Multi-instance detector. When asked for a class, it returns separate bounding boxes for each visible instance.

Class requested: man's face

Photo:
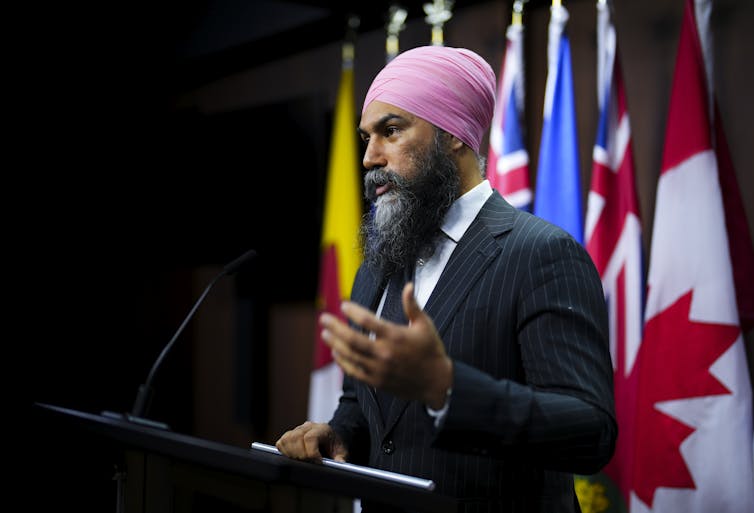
[358,101,437,183]
[358,101,460,275]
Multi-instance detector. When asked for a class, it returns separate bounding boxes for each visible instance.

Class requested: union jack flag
[583,1,643,508]
[486,20,531,211]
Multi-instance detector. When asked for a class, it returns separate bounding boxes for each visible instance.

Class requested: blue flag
[534,4,582,243]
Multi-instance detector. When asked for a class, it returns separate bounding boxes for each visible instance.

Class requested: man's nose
[363,139,387,170]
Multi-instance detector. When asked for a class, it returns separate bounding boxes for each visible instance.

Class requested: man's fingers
[318,315,372,380]
[276,425,310,459]
[330,345,371,381]
[276,422,334,462]
[332,442,348,463]
[338,301,382,332]
[320,312,375,357]
[402,282,421,321]
[302,426,324,460]
[340,301,400,339]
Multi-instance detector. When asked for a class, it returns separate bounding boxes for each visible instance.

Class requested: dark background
[20,1,753,511]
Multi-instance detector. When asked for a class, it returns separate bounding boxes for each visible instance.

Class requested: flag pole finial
[512,0,527,26]
[386,5,407,62]
[423,0,454,46]
[342,15,359,69]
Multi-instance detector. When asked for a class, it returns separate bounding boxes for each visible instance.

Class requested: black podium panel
[33,403,457,513]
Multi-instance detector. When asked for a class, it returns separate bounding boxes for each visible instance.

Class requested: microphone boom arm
[130,271,225,419]
[128,249,257,423]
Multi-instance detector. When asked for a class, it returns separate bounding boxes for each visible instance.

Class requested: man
[276,45,616,513]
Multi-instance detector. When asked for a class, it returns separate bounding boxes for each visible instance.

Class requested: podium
[33,403,456,513]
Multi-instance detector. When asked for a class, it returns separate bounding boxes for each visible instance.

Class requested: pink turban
[362,46,496,153]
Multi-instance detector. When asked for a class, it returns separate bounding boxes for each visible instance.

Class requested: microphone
[105,249,257,429]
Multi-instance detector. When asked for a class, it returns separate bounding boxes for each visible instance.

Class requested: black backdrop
[23,6,333,510]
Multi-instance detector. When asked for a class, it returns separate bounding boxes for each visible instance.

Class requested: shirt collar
[441,180,493,242]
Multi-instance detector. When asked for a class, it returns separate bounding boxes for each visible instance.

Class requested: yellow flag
[309,42,363,422]
[321,50,362,301]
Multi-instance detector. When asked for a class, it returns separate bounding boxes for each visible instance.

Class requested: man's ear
[446,133,465,151]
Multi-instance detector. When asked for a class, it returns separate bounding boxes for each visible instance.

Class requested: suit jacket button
[381,440,395,455]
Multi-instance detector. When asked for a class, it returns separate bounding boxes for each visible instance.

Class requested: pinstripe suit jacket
[330,191,617,513]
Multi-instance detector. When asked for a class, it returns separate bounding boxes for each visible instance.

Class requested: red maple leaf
[620,290,740,507]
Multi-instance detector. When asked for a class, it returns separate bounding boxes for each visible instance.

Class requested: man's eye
[386,126,400,136]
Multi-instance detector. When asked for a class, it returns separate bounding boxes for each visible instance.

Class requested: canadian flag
[630,1,754,512]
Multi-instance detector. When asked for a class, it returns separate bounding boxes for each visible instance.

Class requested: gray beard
[361,132,460,278]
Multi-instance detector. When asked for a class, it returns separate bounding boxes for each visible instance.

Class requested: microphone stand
[102,249,257,430]
[129,271,225,428]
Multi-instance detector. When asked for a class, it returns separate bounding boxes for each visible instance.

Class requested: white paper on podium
[250,442,436,491]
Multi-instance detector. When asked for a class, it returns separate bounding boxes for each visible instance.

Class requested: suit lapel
[424,192,514,336]
[350,265,384,311]
[350,265,390,429]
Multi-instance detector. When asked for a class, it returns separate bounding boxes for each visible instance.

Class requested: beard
[361,131,460,277]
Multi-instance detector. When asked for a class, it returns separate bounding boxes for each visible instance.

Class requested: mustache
[364,168,404,202]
